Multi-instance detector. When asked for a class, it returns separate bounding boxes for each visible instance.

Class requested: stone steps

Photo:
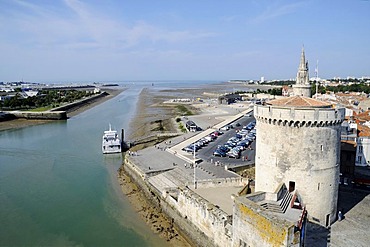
[260,203,283,213]
[280,192,293,213]
[260,191,293,214]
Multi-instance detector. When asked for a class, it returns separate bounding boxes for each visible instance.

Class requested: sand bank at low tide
[117,167,192,247]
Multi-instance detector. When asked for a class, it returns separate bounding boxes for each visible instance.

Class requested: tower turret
[293,47,311,97]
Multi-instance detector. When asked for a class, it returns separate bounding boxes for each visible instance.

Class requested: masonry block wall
[254,105,345,226]
[173,188,233,247]
[233,197,299,247]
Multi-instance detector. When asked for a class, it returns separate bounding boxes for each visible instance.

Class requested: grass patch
[175,105,193,116]
[178,122,187,133]
[151,119,165,131]
[28,106,54,112]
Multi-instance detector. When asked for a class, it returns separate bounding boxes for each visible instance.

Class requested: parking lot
[181,113,256,168]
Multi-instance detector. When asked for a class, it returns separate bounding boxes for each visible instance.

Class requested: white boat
[102,124,122,154]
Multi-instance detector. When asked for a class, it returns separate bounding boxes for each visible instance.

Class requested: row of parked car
[213,121,256,159]
[182,130,224,153]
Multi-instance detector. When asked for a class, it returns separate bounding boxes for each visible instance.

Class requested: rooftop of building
[357,124,370,137]
[354,110,370,122]
[267,95,332,108]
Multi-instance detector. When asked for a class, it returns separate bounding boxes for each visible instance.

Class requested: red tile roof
[358,124,370,137]
[267,96,332,108]
[354,110,370,122]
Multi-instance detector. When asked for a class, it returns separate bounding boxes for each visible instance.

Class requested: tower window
[321,145,324,151]
[359,145,363,153]
[325,214,330,227]
[318,183,320,191]
[358,156,362,163]
[289,181,295,192]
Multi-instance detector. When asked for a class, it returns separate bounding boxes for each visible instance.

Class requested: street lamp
[193,144,197,189]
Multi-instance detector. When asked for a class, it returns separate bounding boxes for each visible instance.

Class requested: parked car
[224,143,234,150]
[217,145,230,153]
[236,143,248,150]
[226,141,237,147]
[214,130,224,135]
[213,149,227,157]
[204,136,212,142]
[228,151,240,159]
[183,144,199,153]
[235,133,243,139]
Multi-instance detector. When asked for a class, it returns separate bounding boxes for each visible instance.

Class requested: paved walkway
[124,106,254,219]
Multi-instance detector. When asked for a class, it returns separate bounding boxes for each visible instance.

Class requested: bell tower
[293,47,311,97]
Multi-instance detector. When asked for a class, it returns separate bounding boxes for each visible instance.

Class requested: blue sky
[0,0,369,82]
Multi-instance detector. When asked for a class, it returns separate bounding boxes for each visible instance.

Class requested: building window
[321,145,323,151]
[289,181,295,192]
[358,156,362,163]
[359,145,363,153]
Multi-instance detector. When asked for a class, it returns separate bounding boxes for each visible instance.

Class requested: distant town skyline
[1,0,369,83]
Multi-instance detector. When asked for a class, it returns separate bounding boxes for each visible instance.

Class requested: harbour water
[0,84,169,246]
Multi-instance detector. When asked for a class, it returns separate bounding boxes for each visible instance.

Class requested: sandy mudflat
[0,88,123,131]
[117,168,192,247]
[0,118,55,131]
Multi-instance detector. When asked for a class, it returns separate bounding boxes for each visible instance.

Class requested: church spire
[296,46,309,85]
[299,46,306,70]
[293,46,311,97]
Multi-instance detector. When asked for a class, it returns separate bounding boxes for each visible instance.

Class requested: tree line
[0,89,98,110]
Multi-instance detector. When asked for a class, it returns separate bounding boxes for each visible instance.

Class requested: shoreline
[119,84,248,246]
[122,87,194,246]
[117,167,192,246]
[0,87,124,132]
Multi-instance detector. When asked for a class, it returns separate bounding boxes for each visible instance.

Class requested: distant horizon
[2,75,370,85]
[1,1,369,82]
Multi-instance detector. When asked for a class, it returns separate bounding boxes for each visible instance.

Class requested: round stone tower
[254,96,345,226]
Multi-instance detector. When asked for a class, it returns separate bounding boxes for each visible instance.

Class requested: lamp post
[193,144,196,189]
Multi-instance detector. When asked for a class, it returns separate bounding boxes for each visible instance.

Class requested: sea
[0,80,228,247]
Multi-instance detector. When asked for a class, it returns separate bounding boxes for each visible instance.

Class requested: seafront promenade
[126,107,252,188]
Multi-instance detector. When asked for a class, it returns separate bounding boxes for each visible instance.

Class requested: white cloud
[250,1,306,24]
[0,0,216,52]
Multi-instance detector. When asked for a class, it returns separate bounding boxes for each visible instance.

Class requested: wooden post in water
[121,129,125,151]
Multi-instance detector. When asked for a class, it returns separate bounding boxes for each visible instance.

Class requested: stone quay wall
[51,92,108,112]
[169,188,233,247]
[196,177,246,189]
[124,156,216,247]
[8,111,67,120]
[124,156,234,247]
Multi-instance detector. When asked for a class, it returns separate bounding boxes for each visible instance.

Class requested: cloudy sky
[1,0,369,82]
